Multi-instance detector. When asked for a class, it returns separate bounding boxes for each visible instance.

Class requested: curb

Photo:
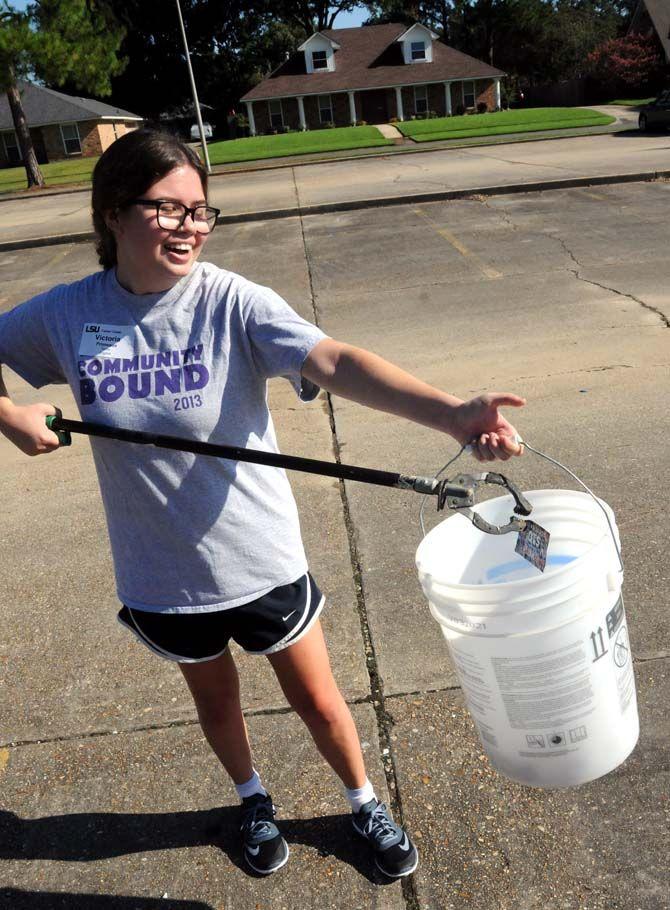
[0,122,630,202]
[1,169,668,254]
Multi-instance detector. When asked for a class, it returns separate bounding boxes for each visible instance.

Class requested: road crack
[553,234,670,329]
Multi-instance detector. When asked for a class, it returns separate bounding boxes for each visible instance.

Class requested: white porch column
[348,90,357,125]
[444,81,452,116]
[394,86,404,121]
[494,78,501,110]
[297,95,307,131]
[245,101,256,136]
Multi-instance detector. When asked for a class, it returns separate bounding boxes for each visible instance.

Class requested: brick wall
[384,88,396,121]
[249,98,301,134]
[41,125,64,161]
[400,82,450,118]
[0,134,10,168]
[250,101,270,135]
[40,121,95,160]
[304,92,351,128]
[79,120,103,157]
[477,80,497,111]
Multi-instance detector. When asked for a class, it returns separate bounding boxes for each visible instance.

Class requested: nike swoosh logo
[399,834,410,852]
[282,610,297,622]
[246,844,260,856]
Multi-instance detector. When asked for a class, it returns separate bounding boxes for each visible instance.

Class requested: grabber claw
[45,407,72,446]
[440,471,532,535]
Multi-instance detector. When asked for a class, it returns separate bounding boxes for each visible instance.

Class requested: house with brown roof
[240,22,505,135]
[0,81,143,169]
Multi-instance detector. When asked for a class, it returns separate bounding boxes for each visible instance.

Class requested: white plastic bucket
[416,489,638,788]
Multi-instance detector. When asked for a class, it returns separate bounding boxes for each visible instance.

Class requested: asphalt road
[0,128,669,245]
[1,180,669,908]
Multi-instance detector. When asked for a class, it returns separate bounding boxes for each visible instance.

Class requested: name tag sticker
[79,324,135,358]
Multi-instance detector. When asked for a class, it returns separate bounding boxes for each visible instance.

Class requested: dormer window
[397,22,438,64]
[298,32,340,74]
[312,50,328,70]
[411,41,426,61]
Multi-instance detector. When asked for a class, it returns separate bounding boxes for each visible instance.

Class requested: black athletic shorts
[117,573,324,663]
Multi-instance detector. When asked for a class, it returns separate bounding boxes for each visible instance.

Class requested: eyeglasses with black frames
[131,199,221,233]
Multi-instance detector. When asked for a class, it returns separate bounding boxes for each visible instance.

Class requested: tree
[363,0,635,78]
[0,3,44,186]
[0,0,126,189]
[587,31,665,92]
[273,1,360,34]
[99,2,307,132]
[362,2,446,33]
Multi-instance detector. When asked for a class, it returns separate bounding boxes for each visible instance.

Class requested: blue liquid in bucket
[484,553,576,584]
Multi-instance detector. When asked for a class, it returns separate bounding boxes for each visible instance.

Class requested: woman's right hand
[0,401,61,456]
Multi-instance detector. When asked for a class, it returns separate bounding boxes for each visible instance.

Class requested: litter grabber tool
[45,409,533,536]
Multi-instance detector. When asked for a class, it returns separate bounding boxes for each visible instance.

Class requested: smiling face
[107,164,209,295]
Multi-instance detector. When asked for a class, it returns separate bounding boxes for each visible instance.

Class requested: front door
[361,89,389,124]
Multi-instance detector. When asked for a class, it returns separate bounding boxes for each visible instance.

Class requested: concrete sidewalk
[0,129,669,251]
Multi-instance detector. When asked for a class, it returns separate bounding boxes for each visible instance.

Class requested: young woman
[0,129,524,879]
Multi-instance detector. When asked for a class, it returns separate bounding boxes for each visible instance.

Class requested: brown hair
[91,129,208,270]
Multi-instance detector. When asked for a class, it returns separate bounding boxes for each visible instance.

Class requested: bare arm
[302,339,525,461]
[0,363,60,456]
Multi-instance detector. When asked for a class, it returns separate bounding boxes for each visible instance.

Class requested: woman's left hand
[451,393,526,462]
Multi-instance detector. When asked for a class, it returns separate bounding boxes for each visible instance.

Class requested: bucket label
[606,596,624,639]
[490,641,594,731]
[515,520,550,572]
[613,622,635,713]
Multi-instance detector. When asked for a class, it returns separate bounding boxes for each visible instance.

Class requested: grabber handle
[46,407,72,447]
[464,434,524,456]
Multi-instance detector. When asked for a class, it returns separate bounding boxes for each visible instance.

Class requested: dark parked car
[638,90,670,131]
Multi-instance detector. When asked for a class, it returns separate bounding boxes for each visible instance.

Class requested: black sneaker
[352,798,418,878]
[239,793,289,875]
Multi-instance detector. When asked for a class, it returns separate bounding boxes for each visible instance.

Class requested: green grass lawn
[0,156,98,194]
[205,125,393,165]
[609,98,655,107]
[0,127,392,193]
[396,107,615,142]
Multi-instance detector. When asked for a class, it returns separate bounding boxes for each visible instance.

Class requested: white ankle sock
[345,778,376,813]
[235,769,268,801]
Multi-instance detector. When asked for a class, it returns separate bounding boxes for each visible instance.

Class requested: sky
[8,1,371,26]
[332,5,369,28]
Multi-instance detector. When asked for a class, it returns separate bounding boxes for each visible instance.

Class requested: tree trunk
[6,70,45,189]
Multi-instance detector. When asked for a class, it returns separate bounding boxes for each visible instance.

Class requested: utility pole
[174,0,211,174]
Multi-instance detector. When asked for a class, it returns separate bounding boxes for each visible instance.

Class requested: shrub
[429,110,439,118]
[587,33,665,91]
[355,119,367,126]
[477,102,488,114]
[389,116,399,124]
[455,103,466,116]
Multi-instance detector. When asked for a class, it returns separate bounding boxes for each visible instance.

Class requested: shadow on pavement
[0,891,213,910]
[0,807,387,885]
[611,127,670,138]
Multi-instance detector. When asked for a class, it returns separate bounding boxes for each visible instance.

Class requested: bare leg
[179,648,254,785]
[267,620,367,790]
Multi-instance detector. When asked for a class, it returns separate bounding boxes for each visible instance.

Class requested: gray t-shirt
[0,262,328,612]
